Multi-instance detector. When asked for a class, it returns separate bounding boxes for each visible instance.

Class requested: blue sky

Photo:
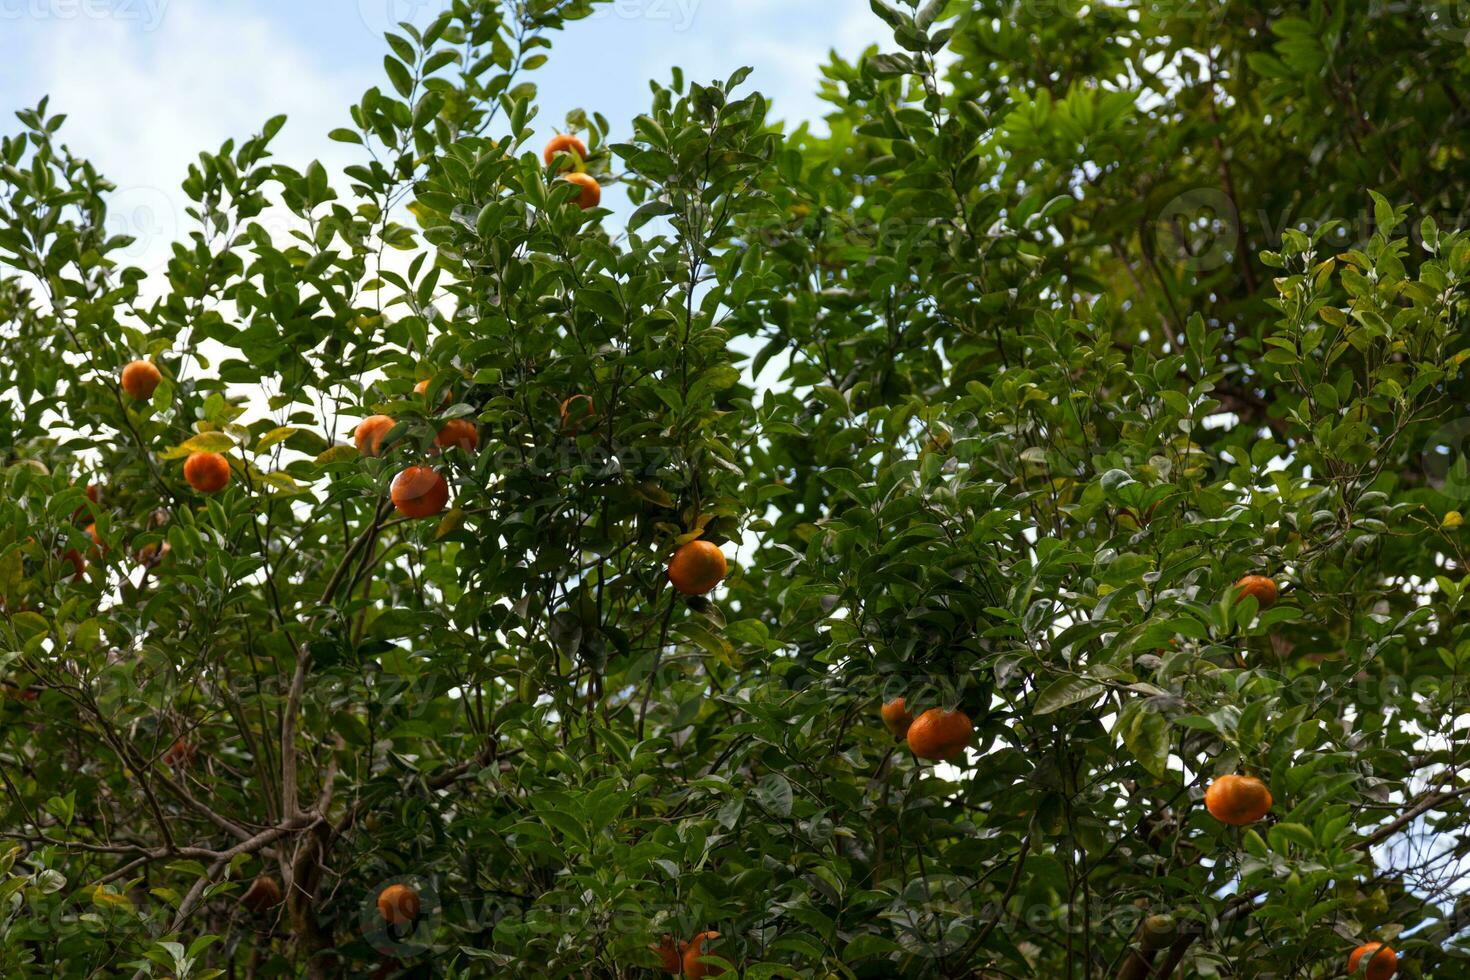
[0,0,885,238]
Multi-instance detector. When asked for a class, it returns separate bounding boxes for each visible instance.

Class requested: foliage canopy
[2,1,1470,977]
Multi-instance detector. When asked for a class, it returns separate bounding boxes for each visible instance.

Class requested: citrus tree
[2,1,1470,977]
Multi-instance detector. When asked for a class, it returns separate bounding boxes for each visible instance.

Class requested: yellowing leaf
[259,471,303,495]
[256,426,299,453]
[315,445,359,465]
[435,508,464,540]
[160,431,235,459]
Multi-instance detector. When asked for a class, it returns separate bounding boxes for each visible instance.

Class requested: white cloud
[22,5,365,273]
[633,0,886,132]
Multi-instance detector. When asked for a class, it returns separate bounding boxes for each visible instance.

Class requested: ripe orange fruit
[72,482,101,522]
[241,875,283,913]
[653,935,685,973]
[906,708,973,761]
[559,393,596,432]
[881,698,914,738]
[355,415,397,457]
[1204,774,1273,826]
[414,379,451,407]
[668,540,728,596]
[1234,574,1278,608]
[563,172,601,210]
[120,360,162,401]
[183,452,231,493]
[1348,942,1397,980]
[391,466,449,518]
[434,418,479,453]
[163,740,196,768]
[377,883,420,926]
[61,548,86,580]
[543,133,588,169]
[84,523,105,561]
[683,931,723,979]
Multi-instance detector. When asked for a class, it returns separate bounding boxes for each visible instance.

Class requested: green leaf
[1035,676,1106,715]
[255,426,299,453]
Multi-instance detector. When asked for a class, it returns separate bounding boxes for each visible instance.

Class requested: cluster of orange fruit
[57,482,101,580]
[355,384,603,520]
[120,359,233,494]
[543,133,602,210]
[118,128,603,501]
[879,699,971,762]
[653,931,723,977]
[877,572,1396,977]
[119,359,732,594]
[50,476,171,583]
[354,384,728,595]
[353,380,479,519]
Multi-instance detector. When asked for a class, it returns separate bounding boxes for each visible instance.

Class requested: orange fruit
[377,883,420,926]
[241,875,283,914]
[355,415,396,457]
[683,931,723,979]
[120,360,161,401]
[906,708,973,761]
[1348,942,1397,980]
[1233,574,1278,609]
[61,548,86,580]
[183,452,230,493]
[653,935,685,973]
[163,740,196,768]
[543,133,588,169]
[563,172,601,210]
[668,540,727,596]
[391,466,449,518]
[84,523,105,561]
[414,379,451,406]
[434,418,479,453]
[559,393,596,432]
[881,698,914,738]
[1204,774,1272,826]
[71,482,101,522]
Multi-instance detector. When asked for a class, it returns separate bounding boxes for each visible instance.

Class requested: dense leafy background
[2,0,1470,977]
